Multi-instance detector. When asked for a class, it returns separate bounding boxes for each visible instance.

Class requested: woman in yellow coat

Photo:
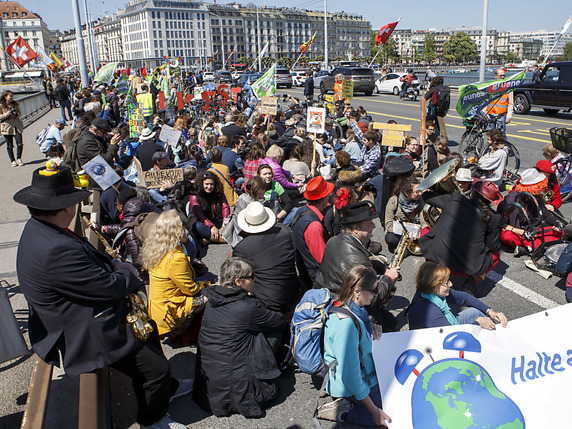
[139,210,209,337]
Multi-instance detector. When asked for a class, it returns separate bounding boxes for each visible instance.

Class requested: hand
[385,266,400,282]
[476,316,497,330]
[110,133,121,145]
[210,226,220,241]
[488,310,508,328]
[276,210,287,221]
[371,323,383,341]
[553,224,561,233]
[546,204,555,212]
[506,117,512,124]
[371,407,392,427]
[159,180,174,192]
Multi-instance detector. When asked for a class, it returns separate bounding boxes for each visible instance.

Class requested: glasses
[242,273,255,280]
[438,280,452,288]
[497,75,506,78]
[363,286,379,296]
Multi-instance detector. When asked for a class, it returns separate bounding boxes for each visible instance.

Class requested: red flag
[375,21,398,46]
[60,57,71,70]
[5,36,38,67]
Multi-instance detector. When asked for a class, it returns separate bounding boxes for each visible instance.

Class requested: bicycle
[550,127,572,203]
[459,112,520,179]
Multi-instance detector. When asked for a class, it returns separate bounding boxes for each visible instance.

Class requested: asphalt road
[1,92,572,429]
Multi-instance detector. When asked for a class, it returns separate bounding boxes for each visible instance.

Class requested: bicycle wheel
[553,157,572,203]
[459,129,483,161]
[480,142,520,178]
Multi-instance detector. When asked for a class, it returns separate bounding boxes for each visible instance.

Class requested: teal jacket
[323,307,378,400]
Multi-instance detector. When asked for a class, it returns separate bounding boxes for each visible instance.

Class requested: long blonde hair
[139,210,186,271]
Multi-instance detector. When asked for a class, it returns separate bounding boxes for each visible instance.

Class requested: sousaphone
[418,158,461,227]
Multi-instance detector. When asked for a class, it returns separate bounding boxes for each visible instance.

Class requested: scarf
[398,193,420,215]
[420,293,459,326]
[346,299,373,335]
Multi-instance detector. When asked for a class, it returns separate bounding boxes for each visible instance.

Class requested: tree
[563,42,572,61]
[505,51,518,63]
[422,33,437,62]
[442,31,478,63]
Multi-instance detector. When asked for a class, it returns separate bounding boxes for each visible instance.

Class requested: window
[13,12,17,17]
[22,12,27,17]
[2,13,7,18]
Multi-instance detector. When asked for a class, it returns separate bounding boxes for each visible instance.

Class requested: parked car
[235,72,263,88]
[375,73,407,95]
[216,71,233,83]
[291,71,308,87]
[318,67,376,96]
[275,67,292,88]
[513,61,572,115]
[231,70,243,81]
[313,70,331,89]
[203,71,215,82]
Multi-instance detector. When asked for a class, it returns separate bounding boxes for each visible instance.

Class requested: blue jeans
[485,114,507,137]
[59,98,72,121]
[368,174,384,215]
[283,206,301,227]
[344,383,383,426]
[456,307,486,325]
[401,83,410,98]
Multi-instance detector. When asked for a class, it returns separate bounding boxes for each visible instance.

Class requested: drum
[541,242,568,268]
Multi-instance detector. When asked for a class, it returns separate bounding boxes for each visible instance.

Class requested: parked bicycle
[550,127,572,203]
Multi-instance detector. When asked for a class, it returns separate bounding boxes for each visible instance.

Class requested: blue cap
[55,118,66,125]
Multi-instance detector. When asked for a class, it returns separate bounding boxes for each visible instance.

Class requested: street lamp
[210,12,225,70]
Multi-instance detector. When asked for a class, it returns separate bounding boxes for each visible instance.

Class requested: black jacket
[419,192,501,276]
[194,285,287,417]
[136,140,164,171]
[76,128,119,169]
[233,224,300,313]
[304,76,314,97]
[221,123,246,142]
[53,83,70,102]
[16,217,141,378]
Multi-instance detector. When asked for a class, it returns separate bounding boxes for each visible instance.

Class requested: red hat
[304,176,334,201]
[536,160,556,174]
[473,180,503,206]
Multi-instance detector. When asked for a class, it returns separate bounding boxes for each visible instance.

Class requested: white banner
[373,303,572,428]
[159,124,182,147]
[306,107,326,134]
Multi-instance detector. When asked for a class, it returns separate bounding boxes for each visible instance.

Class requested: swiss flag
[5,36,38,67]
[61,57,71,70]
[375,21,399,46]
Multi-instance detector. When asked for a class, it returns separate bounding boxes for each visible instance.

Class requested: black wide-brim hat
[339,201,378,225]
[14,167,91,210]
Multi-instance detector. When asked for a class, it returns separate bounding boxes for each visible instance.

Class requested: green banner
[115,72,129,96]
[93,62,118,85]
[251,63,276,99]
[456,71,526,119]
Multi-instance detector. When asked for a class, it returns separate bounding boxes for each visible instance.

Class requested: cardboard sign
[260,96,278,116]
[82,155,121,191]
[306,107,326,134]
[373,122,411,147]
[128,103,145,138]
[323,94,335,114]
[142,168,184,189]
[342,79,354,100]
[158,124,183,147]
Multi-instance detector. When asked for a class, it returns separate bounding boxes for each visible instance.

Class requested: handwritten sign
[373,122,411,147]
[128,103,145,138]
[159,124,183,147]
[306,107,326,134]
[260,96,278,116]
[142,168,184,189]
[342,79,354,100]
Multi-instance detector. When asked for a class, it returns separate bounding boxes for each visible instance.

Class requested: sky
[18,0,572,34]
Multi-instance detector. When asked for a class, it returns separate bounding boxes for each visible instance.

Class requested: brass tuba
[417,159,461,227]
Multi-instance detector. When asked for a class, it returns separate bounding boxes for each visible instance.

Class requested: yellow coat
[148,246,208,335]
[209,162,238,207]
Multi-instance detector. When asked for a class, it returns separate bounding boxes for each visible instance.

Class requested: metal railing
[17,92,50,122]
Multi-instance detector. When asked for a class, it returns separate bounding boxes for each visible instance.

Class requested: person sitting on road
[208,147,238,207]
[262,144,304,198]
[407,261,508,330]
[39,118,67,154]
[424,135,451,174]
[193,257,288,418]
[256,163,294,222]
[477,129,508,187]
[536,159,562,212]
[456,168,474,197]
[317,265,392,427]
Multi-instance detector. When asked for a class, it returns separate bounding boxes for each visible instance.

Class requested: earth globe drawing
[90,163,107,176]
[395,332,525,429]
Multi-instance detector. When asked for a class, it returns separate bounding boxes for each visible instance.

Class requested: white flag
[31,46,53,69]
[561,15,572,35]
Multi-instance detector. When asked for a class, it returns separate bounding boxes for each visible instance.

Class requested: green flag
[250,63,276,99]
[93,62,118,85]
[456,71,526,119]
[160,74,170,98]
[115,72,129,96]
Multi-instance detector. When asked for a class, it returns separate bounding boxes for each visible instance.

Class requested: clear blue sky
[18,0,572,34]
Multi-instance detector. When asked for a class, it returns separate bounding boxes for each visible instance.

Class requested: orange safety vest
[334,81,343,101]
[487,93,509,116]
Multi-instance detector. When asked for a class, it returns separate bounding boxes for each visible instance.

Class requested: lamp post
[210,12,225,70]
[324,0,328,69]
[71,0,89,86]
[479,0,489,82]
[256,5,261,72]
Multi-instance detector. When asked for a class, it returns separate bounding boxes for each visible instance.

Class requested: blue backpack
[290,288,362,375]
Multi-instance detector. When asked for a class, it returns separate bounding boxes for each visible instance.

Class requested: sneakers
[169,378,194,403]
[140,415,187,429]
[513,246,529,258]
[11,161,17,167]
[17,159,24,166]
[316,398,353,422]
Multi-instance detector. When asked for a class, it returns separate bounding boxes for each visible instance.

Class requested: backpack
[35,126,51,148]
[435,88,451,116]
[290,288,363,375]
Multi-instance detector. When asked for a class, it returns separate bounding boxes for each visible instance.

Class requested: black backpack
[435,87,451,116]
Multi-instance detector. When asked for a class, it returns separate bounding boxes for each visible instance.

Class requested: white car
[375,73,407,95]
[291,71,307,87]
[231,71,243,81]
[203,71,215,82]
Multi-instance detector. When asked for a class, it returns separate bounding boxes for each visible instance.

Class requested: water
[438,71,533,87]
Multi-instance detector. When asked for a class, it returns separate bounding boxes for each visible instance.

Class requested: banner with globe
[373,303,572,428]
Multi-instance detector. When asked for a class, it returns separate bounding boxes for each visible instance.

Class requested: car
[216,71,233,83]
[513,61,572,115]
[275,67,292,88]
[231,70,243,81]
[318,67,376,96]
[313,70,331,89]
[203,71,215,82]
[291,71,308,87]
[235,72,263,88]
[375,73,407,96]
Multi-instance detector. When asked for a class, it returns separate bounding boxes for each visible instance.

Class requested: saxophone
[388,221,415,282]
[83,217,154,342]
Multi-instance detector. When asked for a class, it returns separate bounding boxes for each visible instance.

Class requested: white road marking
[486,270,559,309]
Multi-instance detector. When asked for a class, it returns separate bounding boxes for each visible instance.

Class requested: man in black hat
[313,201,400,332]
[75,117,120,169]
[14,166,189,429]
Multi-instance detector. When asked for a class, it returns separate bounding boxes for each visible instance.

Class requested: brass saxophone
[83,217,154,342]
[388,221,414,282]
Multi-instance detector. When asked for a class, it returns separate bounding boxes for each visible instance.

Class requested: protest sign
[373,122,411,147]
[143,168,184,189]
[128,103,145,138]
[260,96,278,116]
[306,107,326,134]
[373,303,572,429]
[83,155,121,191]
[159,124,182,147]
[342,79,354,100]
